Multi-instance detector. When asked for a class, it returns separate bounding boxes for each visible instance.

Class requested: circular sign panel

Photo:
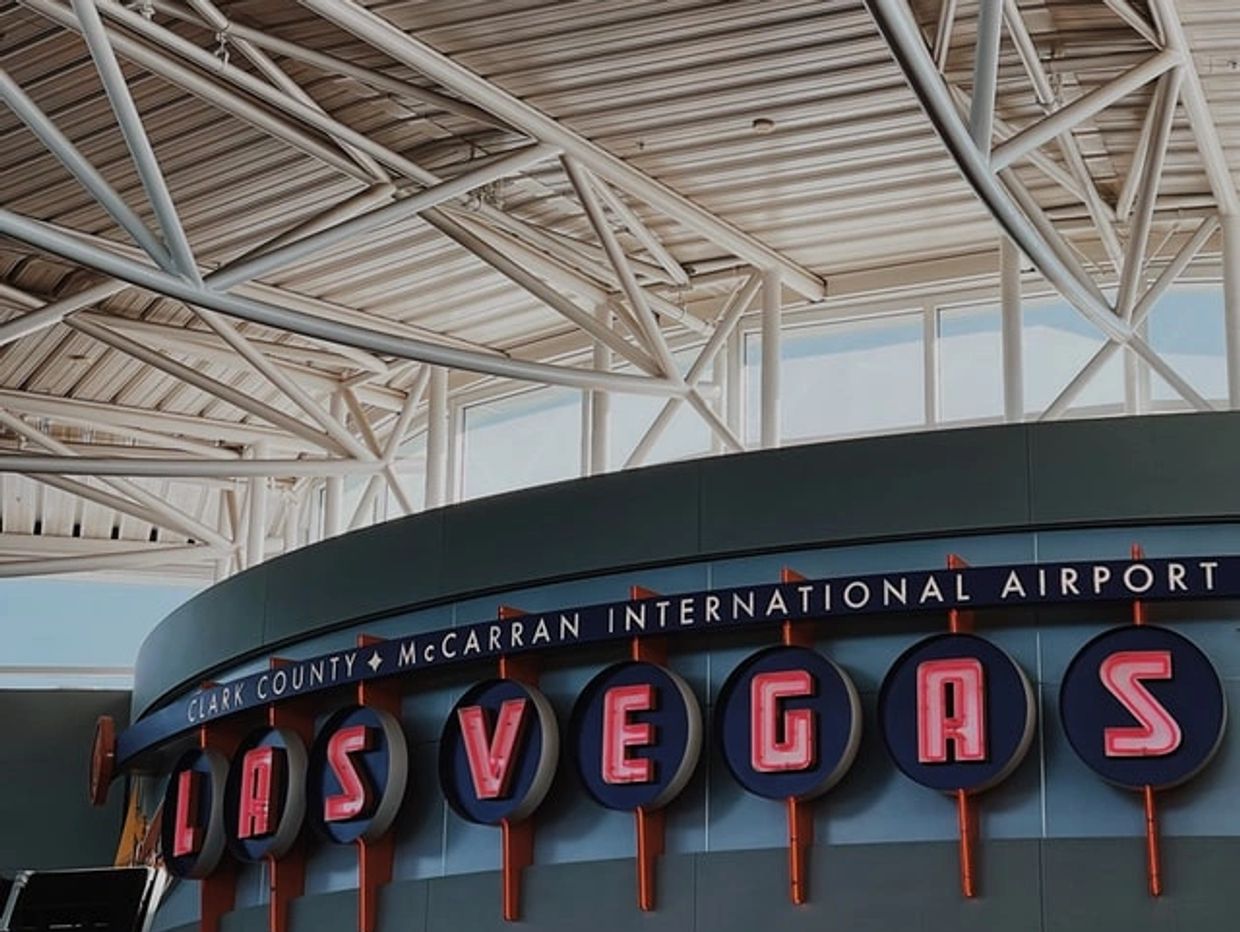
[440,679,559,825]
[879,633,1035,793]
[160,748,228,878]
[1060,625,1226,790]
[307,706,408,844]
[223,727,307,861]
[571,661,703,811]
[716,646,861,801]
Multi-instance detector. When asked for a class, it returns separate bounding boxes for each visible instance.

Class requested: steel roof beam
[0,207,686,397]
[297,0,826,301]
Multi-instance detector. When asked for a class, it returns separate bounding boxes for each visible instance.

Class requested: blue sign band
[117,555,1238,767]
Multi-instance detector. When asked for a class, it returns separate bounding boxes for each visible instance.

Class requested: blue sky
[0,578,200,671]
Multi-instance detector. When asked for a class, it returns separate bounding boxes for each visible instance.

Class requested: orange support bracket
[627,585,667,911]
[1129,544,1162,897]
[778,567,814,904]
[947,553,973,635]
[266,658,315,932]
[945,554,978,898]
[496,606,539,921]
[354,636,400,932]
[196,682,246,932]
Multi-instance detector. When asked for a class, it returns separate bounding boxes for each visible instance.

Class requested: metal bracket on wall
[266,657,316,932]
[496,605,539,922]
[779,567,815,906]
[354,635,401,932]
[628,584,669,912]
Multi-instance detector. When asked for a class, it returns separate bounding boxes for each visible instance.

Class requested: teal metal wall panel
[1028,413,1240,526]
[439,461,702,596]
[132,414,1240,720]
[0,690,128,871]
[698,424,1031,552]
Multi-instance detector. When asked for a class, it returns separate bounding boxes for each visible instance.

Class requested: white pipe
[20,0,368,181]
[1041,214,1221,419]
[0,408,232,547]
[760,270,781,449]
[1148,0,1240,216]
[0,543,217,578]
[1117,68,1183,320]
[1224,213,1240,408]
[69,0,199,280]
[323,395,345,537]
[210,144,555,290]
[1000,236,1023,421]
[0,454,380,478]
[590,306,611,476]
[425,367,448,508]
[624,276,759,468]
[563,156,681,380]
[990,49,1179,171]
[0,66,173,272]
[244,443,268,568]
[149,0,505,128]
[969,0,1004,151]
[0,207,685,397]
[297,0,826,301]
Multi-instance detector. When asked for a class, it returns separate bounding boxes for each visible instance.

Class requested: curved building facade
[106,413,1240,932]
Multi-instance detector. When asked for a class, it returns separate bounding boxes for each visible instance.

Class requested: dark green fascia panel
[132,413,1240,720]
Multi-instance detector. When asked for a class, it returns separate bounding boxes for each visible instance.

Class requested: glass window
[938,304,1003,423]
[1147,284,1227,403]
[461,386,581,499]
[610,348,712,468]
[744,313,925,443]
[1023,297,1123,415]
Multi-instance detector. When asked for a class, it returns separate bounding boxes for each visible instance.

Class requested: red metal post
[627,584,667,911]
[1143,785,1162,896]
[1129,545,1161,896]
[266,658,315,932]
[946,554,977,897]
[355,636,400,932]
[197,702,245,932]
[956,790,976,898]
[494,607,540,921]
[778,568,814,903]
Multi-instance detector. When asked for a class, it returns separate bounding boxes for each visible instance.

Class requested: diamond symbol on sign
[368,651,383,672]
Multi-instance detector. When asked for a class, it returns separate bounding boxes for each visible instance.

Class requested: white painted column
[213,491,231,582]
[425,366,449,507]
[725,327,742,443]
[244,442,268,568]
[1000,236,1024,421]
[1224,213,1240,408]
[323,393,345,537]
[760,269,781,449]
[589,306,611,474]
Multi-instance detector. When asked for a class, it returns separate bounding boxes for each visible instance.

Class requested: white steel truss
[0,0,1235,579]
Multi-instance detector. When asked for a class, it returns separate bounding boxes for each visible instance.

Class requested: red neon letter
[458,699,529,799]
[602,684,655,784]
[324,725,375,822]
[236,746,282,839]
[173,769,202,857]
[750,670,815,772]
[917,658,987,763]
[1100,650,1182,757]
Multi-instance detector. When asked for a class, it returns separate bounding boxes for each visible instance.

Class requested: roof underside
[0,0,1236,580]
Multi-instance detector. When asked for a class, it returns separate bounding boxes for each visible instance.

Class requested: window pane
[1023,298,1123,414]
[938,305,1003,422]
[1148,285,1226,402]
[611,348,711,468]
[462,387,581,499]
[745,313,925,443]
